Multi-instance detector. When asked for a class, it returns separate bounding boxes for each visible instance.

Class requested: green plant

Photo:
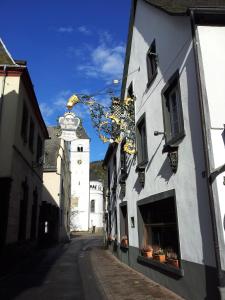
[154,248,165,255]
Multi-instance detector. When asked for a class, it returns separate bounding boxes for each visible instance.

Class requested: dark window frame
[136,113,148,167]
[91,199,95,213]
[146,39,158,87]
[120,139,127,176]
[21,102,29,144]
[28,118,35,152]
[120,202,128,238]
[137,190,183,276]
[161,70,185,147]
[36,135,43,164]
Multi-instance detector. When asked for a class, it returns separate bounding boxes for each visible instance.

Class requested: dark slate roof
[43,127,61,171]
[0,39,15,65]
[144,0,225,14]
[76,122,89,139]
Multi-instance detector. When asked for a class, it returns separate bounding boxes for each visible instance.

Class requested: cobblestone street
[0,234,183,300]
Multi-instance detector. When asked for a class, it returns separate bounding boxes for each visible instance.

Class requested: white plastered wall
[197,26,225,270]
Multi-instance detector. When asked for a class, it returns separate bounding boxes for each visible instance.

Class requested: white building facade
[89,181,104,232]
[70,125,90,231]
[0,40,48,252]
[42,127,71,243]
[104,1,225,299]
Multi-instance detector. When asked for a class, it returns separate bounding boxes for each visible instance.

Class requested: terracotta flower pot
[153,254,166,263]
[167,258,179,268]
[121,239,128,247]
[142,250,153,258]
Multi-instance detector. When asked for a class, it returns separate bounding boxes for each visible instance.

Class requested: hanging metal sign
[58,112,80,141]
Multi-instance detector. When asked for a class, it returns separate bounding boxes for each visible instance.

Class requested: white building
[70,124,90,231]
[42,127,71,243]
[89,181,104,232]
[0,40,48,252]
[104,1,225,299]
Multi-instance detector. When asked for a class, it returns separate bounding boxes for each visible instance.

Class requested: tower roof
[76,122,89,139]
[44,127,61,171]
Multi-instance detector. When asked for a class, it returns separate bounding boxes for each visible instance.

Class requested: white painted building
[70,124,90,231]
[0,40,48,251]
[89,181,104,232]
[42,127,71,243]
[104,1,225,299]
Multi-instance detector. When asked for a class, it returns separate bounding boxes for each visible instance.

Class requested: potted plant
[120,235,128,248]
[153,248,166,263]
[140,245,153,258]
[166,251,179,268]
[107,234,113,245]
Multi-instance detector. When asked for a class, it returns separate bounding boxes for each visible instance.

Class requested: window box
[166,258,179,269]
[137,255,184,277]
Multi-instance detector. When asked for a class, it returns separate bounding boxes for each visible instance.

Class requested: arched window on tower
[77,145,83,152]
[91,200,95,213]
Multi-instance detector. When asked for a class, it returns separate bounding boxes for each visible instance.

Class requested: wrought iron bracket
[163,145,178,173]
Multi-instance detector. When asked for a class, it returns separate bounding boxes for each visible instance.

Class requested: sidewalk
[91,247,184,300]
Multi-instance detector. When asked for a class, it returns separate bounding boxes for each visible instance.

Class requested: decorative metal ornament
[58,112,80,142]
[167,149,178,173]
[138,171,145,187]
[65,93,136,154]
[120,182,126,198]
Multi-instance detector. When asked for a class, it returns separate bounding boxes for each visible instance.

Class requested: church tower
[70,124,90,231]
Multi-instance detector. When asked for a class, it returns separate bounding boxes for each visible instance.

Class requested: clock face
[77,159,82,165]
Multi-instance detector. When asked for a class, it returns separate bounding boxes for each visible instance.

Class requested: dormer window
[147,39,158,87]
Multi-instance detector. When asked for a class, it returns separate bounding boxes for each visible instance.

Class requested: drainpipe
[190,10,225,298]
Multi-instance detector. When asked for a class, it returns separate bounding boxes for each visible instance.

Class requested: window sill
[120,245,129,252]
[135,161,148,172]
[137,255,184,278]
[163,133,185,152]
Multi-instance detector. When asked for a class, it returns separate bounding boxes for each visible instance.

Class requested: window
[21,102,28,143]
[113,155,117,190]
[136,114,148,165]
[28,118,35,151]
[147,39,158,86]
[30,189,38,240]
[18,180,29,241]
[120,202,128,237]
[162,71,185,146]
[120,139,127,175]
[137,190,181,268]
[36,135,43,164]
[91,200,95,213]
[77,146,83,152]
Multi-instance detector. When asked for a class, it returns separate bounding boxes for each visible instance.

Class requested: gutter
[190,9,225,297]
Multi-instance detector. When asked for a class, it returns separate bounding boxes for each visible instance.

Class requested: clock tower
[70,124,90,231]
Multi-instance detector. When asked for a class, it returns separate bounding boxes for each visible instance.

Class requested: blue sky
[0,0,131,161]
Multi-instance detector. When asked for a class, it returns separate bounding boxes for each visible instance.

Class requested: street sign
[58,112,80,142]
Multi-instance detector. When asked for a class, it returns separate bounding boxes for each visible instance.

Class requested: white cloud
[77,42,125,80]
[40,103,55,117]
[58,26,74,33]
[78,26,91,35]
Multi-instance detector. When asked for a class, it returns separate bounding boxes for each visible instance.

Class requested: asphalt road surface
[0,235,105,300]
